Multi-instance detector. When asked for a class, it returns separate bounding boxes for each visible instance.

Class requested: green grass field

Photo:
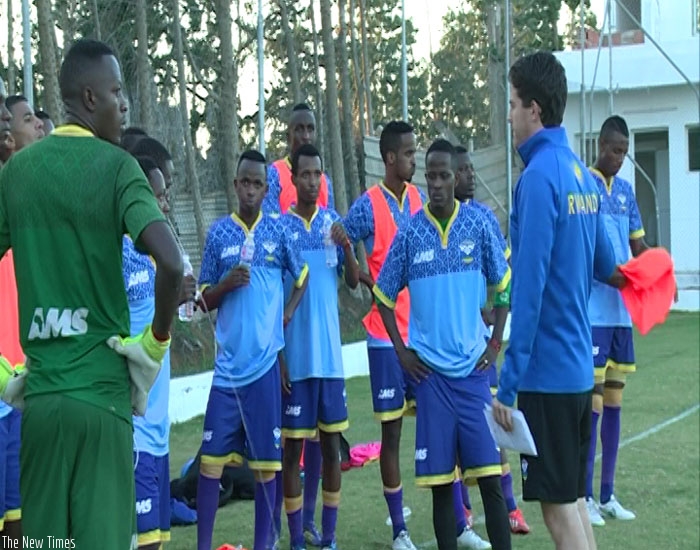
[167,312,700,549]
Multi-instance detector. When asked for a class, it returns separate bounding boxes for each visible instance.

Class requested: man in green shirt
[0,39,183,549]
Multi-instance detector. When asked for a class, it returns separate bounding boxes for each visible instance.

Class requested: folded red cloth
[618,248,676,335]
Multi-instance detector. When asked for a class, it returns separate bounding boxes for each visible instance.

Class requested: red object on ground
[341,441,382,471]
[618,248,676,335]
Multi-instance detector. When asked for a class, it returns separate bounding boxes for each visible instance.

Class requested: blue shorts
[368,347,416,422]
[592,327,636,383]
[0,409,21,530]
[282,378,349,439]
[201,363,282,471]
[414,370,501,487]
[134,452,170,545]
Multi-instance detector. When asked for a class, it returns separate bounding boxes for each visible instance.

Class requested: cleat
[508,508,530,535]
[463,507,474,529]
[599,495,636,520]
[320,542,338,550]
[586,498,606,527]
[457,527,492,549]
[392,530,417,550]
[303,523,322,547]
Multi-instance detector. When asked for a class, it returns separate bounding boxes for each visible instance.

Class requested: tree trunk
[172,0,206,250]
[337,0,360,206]
[216,0,240,213]
[485,1,505,145]
[358,0,374,134]
[91,0,102,41]
[7,0,15,94]
[309,3,328,167]
[35,0,62,122]
[135,0,153,132]
[349,0,365,138]
[319,0,348,214]
[279,0,302,104]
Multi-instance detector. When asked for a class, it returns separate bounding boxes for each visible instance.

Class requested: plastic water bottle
[178,254,195,322]
[240,231,255,268]
[322,214,337,268]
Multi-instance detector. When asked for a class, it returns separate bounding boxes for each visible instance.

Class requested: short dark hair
[599,115,629,140]
[291,143,321,176]
[123,127,147,137]
[292,103,312,112]
[379,121,414,162]
[509,51,567,127]
[130,137,172,166]
[237,149,267,171]
[34,110,52,121]
[134,155,158,177]
[426,138,458,170]
[454,145,468,155]
[6,95,29,112]
[59,39,117,102]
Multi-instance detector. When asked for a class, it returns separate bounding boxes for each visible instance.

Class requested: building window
[689,126,700,172]
[695,0,700,34]
[578,134,599,166]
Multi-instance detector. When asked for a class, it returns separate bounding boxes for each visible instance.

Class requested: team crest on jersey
[617,194,627,211]
[460,240,475,263]
[573,162,583,182]
[263,241,277,261]
[291,232,299,241]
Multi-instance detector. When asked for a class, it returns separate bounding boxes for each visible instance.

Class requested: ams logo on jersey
[28,307,89,341]
[135,498,152,515]
[412,249,434,265]
[221,245,241,259]
[127,270,150,288]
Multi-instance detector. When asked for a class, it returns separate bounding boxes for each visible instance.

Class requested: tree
[309,3,328,166]
[135,0,154,132]
[320,0,348,214]
[172,0,206,249]
[348,0,366,138]
[278,0,302,104]
[337,0,361,204]
[35,0,62,122]
[7,0,16,94]
[358,0,374,133]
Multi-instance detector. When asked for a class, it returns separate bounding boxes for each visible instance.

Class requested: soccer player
[344,120,423,550]
[0,79,23,546]
[584,115,646,525]
[131,137,176,196]
[0,39,183,548]
[265,103,332,545]
[35,110,55,135]
[280,144,359,550]
[454,147,530,537]
[374,139,512,550]
[125,155,196,550]
[196,149,309,550]
[492,52,624,550]
[5,95,44,150]
[264,102,335,214]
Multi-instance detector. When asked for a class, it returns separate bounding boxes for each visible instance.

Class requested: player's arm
[330,220,359,289]
[136,222,183,338]
[281,228,309,325]
[628,191,649,258]
[199,227,249,311]
[344,195,374,290]
[373,231,429,381]
[496,170,555,408]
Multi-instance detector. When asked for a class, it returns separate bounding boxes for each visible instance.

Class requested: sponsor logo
[412,249,434,265]
[415,448,428,461]
[135,498,152,515]
[28,308,89,341]
[377,388,396,400]
[221,245,240,259]
[127,270,150,288]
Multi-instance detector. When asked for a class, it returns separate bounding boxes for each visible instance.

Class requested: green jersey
[0,125,164,422]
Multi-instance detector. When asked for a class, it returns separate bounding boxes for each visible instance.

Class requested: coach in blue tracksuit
[492,52,625,550]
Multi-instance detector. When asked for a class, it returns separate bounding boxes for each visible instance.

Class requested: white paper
[483,404,538,456]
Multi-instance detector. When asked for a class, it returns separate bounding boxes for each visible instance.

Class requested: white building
[555,0,699,311]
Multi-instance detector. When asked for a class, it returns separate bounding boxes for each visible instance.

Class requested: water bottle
[178,254,195,322]
[322,214,338,268]
[240,231,255,268]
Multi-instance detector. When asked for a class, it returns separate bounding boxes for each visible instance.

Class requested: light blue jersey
[0,401,11,419]
[199,212,308,389]
[122,236,170,456]
[374,200,510,378]
[281,207,346,382]
[588,170,644,327]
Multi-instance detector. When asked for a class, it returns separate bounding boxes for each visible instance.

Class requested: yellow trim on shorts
[201,451,245,466]
[606,358,636,373]
[374,405,406,422]
[248,459,282,472]
[490,386,498,396]
[318,419,349,433]
[138,529,162,546]
[4,508,21,521]
[282,427,318,439]
[161,531,171,542]
[463,464,503,484]
[416,472,458,487]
